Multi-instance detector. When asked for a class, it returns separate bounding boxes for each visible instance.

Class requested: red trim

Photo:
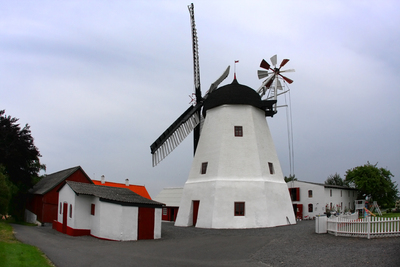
[52,220,90,236]
[90,234,117,241]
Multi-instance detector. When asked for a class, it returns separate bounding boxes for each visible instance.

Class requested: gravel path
[13,220,400,266]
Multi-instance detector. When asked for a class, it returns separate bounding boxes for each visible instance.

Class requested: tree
[345,162,398,208]
[0,167,11,215]
[0,110,45,220]
[284,174,298,183]
[325,173,345,186]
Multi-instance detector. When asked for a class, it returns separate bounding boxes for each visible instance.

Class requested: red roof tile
[92,180,152,200]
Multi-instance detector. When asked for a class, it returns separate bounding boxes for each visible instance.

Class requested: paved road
[13,220,400,267]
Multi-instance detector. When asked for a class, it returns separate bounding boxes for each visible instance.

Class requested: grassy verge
[381,212,400,218]
[0,221,54,267]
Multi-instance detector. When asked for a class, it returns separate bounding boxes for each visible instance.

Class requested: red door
[62,202,68,234]
[138,207,155,240]
[296,204,303,219]
[192,200,200,226]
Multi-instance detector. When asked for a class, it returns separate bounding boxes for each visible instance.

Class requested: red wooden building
[26,166,92,223]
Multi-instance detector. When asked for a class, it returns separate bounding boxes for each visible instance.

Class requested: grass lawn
[0,221,54,267]
[381,212,400,218]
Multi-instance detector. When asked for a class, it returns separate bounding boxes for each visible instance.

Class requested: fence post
[367,216,370,239]
[335,217,338,236]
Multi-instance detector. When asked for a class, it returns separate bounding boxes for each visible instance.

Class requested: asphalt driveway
[13,220,400,267]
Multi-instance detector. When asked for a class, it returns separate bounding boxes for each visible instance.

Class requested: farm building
[287,180,358,219]
[53,181,164,241]
[153,187,183,222]
[92,176,152,199]
[26,166,92,224]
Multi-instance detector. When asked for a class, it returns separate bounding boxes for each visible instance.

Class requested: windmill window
[91,204,95,216]
[330,190,332,197]
[308,204,313,213]
[308,190,313,198]
[163,208,167,216]
[268,162,275,174]
[201,162,208,174]
[234,202,245,216]
[69,204,72,218]
[59,202,62,214]
[234,126,243,137]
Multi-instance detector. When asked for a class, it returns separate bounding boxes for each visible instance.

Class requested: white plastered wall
[90,201,139,241]
[58,185,82,229]
[175,105,296,228]
[287,181,358,218]
[154,208,162,239]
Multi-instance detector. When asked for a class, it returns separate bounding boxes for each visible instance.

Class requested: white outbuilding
[287,180,358,219]
[54,181,164,241]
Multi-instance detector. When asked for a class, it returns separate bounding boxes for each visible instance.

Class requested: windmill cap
[203,79,277,117]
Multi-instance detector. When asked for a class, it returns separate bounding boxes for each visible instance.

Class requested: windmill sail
[150,103,202,166]
[150,4,230,167]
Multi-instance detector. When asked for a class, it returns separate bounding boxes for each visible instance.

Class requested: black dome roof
[202,79,277,117]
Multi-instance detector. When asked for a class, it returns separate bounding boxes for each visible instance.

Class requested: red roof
[92,180,152,200]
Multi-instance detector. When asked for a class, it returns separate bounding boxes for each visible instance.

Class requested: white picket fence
[327,216,400,239]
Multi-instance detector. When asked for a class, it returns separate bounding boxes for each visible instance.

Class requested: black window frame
[201,162,208,174]
[234,202,245,216]
[268,162,275,174]
[234,126,243,137]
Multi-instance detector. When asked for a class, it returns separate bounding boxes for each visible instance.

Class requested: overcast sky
[1,0,399,198]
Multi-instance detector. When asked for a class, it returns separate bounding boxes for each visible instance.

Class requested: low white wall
[154,208,162,239]
[24,209,37,224]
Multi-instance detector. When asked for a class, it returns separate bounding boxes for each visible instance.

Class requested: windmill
[151,4,296,229]
[256,55,295,112]
[150,3,230,167]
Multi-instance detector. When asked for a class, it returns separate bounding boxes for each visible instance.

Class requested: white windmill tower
[150,4,296,228]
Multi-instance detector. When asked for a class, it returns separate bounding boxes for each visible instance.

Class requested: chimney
[101,175,105,184]
[125,179,129,186]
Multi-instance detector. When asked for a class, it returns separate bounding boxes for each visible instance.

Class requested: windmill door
[138,207,155,240]
[62,202,68,234]
[192,200,200,226]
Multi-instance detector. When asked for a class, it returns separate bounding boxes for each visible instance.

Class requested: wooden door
[296,204,303,219]
[138,207,155,240]
[192,200,200,226]
[62,202,68,234]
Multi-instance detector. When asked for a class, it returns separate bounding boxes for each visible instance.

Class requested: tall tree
[345,162,398,208]
[0,166,11,215]
[0,110,45,220]
[325,173,345,186]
